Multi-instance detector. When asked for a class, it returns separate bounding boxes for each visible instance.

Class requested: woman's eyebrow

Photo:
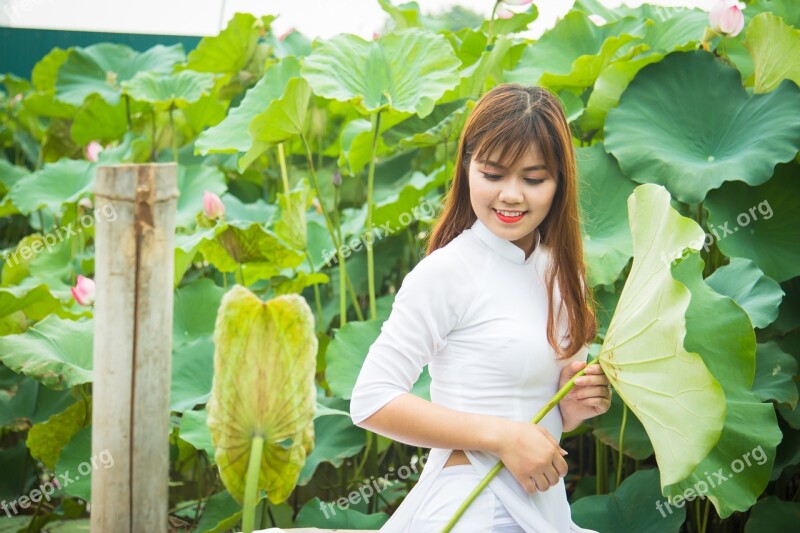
[478,159,547,171]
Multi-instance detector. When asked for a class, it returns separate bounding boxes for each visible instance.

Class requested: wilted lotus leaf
[206,285,317,504]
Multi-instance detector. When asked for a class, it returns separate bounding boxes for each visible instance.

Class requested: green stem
[333,184,347,325]
[242,436,264,533]
[300,133,363,322]
[700,497,710,533]
[616,402,627,490]
[169,105,179,163]
[124,94,132,131]
[487,1,501,47]
[277,143,290,194]
[440,358,603,533]
[365,110,382,320]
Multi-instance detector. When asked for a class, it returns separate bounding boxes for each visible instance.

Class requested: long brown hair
[426,83,596,360]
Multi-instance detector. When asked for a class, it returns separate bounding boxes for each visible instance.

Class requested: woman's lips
[494,208,527,223]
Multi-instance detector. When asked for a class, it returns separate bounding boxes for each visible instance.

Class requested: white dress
[349,217,597,533]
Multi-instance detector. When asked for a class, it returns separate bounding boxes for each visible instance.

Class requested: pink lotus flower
[203,191,225,220]
[85,141,103,162]
[709,0,745,37]
[502,0,533,5]
[497,6,514,19]
[71,275,96,306]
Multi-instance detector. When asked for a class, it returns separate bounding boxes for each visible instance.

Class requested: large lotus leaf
[186,13,275,74]
[175,164,227,229]
[122,70,216,111]
[294,496,388,530]
[579,11,706,132]
[195,57,301,156]
[179,408,215,464]
[745,495,800,532]
[171,336,215,413]
[325,318,431,401]
[240,76,312,170]
[173,223,228,286]
[746,12,800,94]
[296,413,366,486]
[604,51,800,204]
[173,278,226,347]
[70,94,129,145]
[274,178,314,251]
[300,29,461,117]
[597,184,725,487]
[336,116,399,176]
[590,394,653,461]
[505,12,646,90]
[0,158,29,195]
[371,170,439,232]
[443,35,519,103]
[662,253,782,518]
[383,99,471,149]
[0,315,93,389]
[54,425,93,500]
[206,286,317,504]
[753,341,798,409]
[705,162,800,282]
[479,3,538,35]
[27,400,90,469]
[0,284,75,327]
[576,144,634,286]
[0,377,75,429]
[198,221,305,279]
[8,159,94,216]
[705,258,784,329]
[55,43,184,105]
[571,469,685,533]
[748,0,800,29]
[32,47,69,92]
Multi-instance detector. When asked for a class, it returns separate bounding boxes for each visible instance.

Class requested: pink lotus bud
[709,0,745,37]
[85,141,103,162]
[278,27,296,41]
[332,170,342,187]
[497,6,514,19]
[203,191,225,220]
[502,0,533,5]
[71,275,96,306]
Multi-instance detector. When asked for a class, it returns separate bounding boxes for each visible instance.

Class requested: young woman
[350,83,612,533]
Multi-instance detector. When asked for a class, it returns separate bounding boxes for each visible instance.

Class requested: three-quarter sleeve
[349,250,464,427]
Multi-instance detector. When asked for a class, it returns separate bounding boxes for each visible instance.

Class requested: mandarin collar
[470,217,541,265]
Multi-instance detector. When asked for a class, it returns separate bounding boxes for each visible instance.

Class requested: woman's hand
[493,419,569,495]
[558,360,612,431]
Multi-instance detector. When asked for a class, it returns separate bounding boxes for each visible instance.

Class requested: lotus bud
[71,275,96,306]
[85,141,103,162]
[203,191,225,220]
[709,0,745,37]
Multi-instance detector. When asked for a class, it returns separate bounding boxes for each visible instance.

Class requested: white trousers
[407,463,525,533]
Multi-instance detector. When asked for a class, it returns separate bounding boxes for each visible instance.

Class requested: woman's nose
[499,181,523,203]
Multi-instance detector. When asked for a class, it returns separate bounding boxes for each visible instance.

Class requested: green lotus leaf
[27,400,90,469]
[604,51,800,203]
[296,413,366,486]
[383,99,471,149]
[8,158,94,216]
[576,143,634,286]
[579,10,707,131]
[192,490,244,533]
[598,184,725,487]
[300,29,461,117]
[753,341,799,409]
[54,425,92,500]
[746,12,800,94]
[179,408,216,464]
[444,35,518,102]
[0,315,93,389]
[240,76,312,170]
[173,278,226,347]
[479,4,538,35]
[195,57,301,157]
[705,258,784,329]
[32,47,69,92]
[0,284,75,327]
[505,12,646,90]
[295,496,388,529]
[206,285,318,504]
[336,117,395,176]
[744,495,800,532]
[186,13,275,74]
[662,253,782,518]
[571,469,685,532]
[274,177,314,251]
[705,162,800,282]
[372,170,439,232]
[747,0,800,29]
[0,377,75,428]
[121,70,216,111]
[56,43,184,105]
[198,221,305,281]
[70,94,128,145]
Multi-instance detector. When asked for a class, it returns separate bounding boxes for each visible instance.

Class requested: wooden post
[91,164,179,532]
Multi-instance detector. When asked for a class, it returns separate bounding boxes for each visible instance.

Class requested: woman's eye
[524,178,545,185]
[481,172,502,180]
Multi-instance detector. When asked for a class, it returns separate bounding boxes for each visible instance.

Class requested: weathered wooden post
[91,164,179,532]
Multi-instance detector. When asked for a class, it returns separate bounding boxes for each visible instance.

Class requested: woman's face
[468,144,558,257]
